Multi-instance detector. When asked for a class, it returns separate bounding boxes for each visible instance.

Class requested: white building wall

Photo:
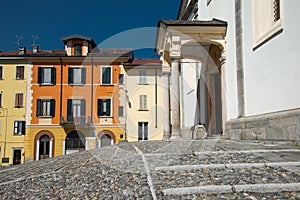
[242,0,300,116]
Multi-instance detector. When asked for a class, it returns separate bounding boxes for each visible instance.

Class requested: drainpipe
[155,67,158,128]
[235,0,245,117]
[91,56,94,123]
[59,57,63,121]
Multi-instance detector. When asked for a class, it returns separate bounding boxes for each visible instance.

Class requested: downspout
[235,0,245,117]
[59,57,63,122]
[155,67,158,128]
[91,56,94,123]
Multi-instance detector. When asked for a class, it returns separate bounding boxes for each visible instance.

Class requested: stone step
[162,182,300,196]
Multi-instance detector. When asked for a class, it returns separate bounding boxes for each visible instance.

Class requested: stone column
[170,61,181,139]
[162,73,171,140]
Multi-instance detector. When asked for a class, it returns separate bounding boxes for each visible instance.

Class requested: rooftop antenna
[31,34,39,47]
[14,35,23,47]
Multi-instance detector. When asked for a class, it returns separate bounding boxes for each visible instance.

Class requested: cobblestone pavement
[0,139,300,199]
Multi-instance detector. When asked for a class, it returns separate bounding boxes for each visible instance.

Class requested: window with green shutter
[98,99,111,117]
[101,66,112,85]
[68,67,86,85]
[38,67,56,85]
[36,99,55,117]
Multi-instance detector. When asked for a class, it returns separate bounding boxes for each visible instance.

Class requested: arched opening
[181,42,224,136]
[97,130,116,148]
[65,130,85,154]
[34,130,55,161]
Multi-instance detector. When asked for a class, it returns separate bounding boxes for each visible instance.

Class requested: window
[138,122,148,141]
[119,74,124,85]
[118,106,124,117]
[68,67,86,85]
[252,0,283,49]
[0,66,3,79]
[36,99,55,117]
[139,70,147,84]
[0,93,2,107]
[139,95,147,110]
[15,93,23,107]
[74,44,82,56]
[38,67,56,85]
[16,66,24,80]
[102,66,112,85]
[98,99,111,117]
[67,99,86,123]
[13,121,25,135]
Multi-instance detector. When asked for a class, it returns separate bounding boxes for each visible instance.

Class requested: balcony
[60,116,91,126]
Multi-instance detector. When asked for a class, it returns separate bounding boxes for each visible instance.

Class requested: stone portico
[155,19,228,139]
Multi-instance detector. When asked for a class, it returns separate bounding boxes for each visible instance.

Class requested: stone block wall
[225,108,300,145]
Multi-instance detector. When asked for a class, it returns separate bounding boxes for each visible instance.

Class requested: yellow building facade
[0,60,29,166]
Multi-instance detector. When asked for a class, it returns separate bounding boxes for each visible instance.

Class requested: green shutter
[81,99,86,117]
[21,121,26,135]
[50,99,55,117]
[98,99,103,116]
[106,99,111,116]
[51,68,56,85]
[67,99,72,121]
[36,99,42,117]
[81,68,86,84]
[38,67,42,84]
[68,68,73,84]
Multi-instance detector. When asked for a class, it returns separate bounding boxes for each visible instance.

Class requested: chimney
[33,45,39,53]
[18,47,26,55]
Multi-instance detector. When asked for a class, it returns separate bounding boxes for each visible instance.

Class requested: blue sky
[0,0,180,58]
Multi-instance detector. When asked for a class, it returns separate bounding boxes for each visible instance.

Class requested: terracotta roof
[89,48,133,57]
[0,50,66,57]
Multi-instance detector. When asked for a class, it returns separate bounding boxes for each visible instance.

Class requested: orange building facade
[24,35,131,162]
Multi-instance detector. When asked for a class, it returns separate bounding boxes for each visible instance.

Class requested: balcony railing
[60,116,91,125]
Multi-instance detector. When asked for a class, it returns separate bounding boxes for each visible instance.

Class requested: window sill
[253,19,283,50]
[138,109,149,111]
[14,106,24,108]
[100,84,113,86]
[16,79,25,80]
[13,134,25,136]
[69,83,86,86]
[39,83,55,86]
[138,83,148,85]
[98,116,113,118]
[38,116,53,118]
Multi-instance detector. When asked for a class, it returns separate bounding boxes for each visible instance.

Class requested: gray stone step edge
[155,161,300,171]
[162,183,300,195]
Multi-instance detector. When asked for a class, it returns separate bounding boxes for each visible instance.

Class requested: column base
[170,131,182,140]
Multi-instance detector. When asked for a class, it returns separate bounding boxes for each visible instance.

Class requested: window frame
[36,99,55,117]
[139,70,147,85]
[138,122,148,141]
[252,0,284,49]
[16,66,24,80]
[38,67,56,85]
[15,93,24,108]
[67,99,86,123]
[68,67,86,85]
[139,95,148,111]
[98,98,112,117]
[118,74,124,85]
[74,43,82,56]
[0,93,2,107]
[13,121,25,135]
[101,66,113,85]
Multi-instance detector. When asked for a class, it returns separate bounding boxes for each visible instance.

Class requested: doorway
[39,135,50,159]
[13,149,22,165]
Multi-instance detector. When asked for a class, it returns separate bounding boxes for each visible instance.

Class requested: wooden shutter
[81,99,86,117]
[38,67,42,84]
[21,121,26,135]
[144,122,148,140]
[68,68,73,84]
[36,99,42,117]
[15,93,23,107]
[98,99,103,116]
[138,122,142,140]
[0,66,3,79]
[50,99,55,117]
[106,99,111,116]
[81,68,86,84]
[67,99,72,121]
[51,68,56,85]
